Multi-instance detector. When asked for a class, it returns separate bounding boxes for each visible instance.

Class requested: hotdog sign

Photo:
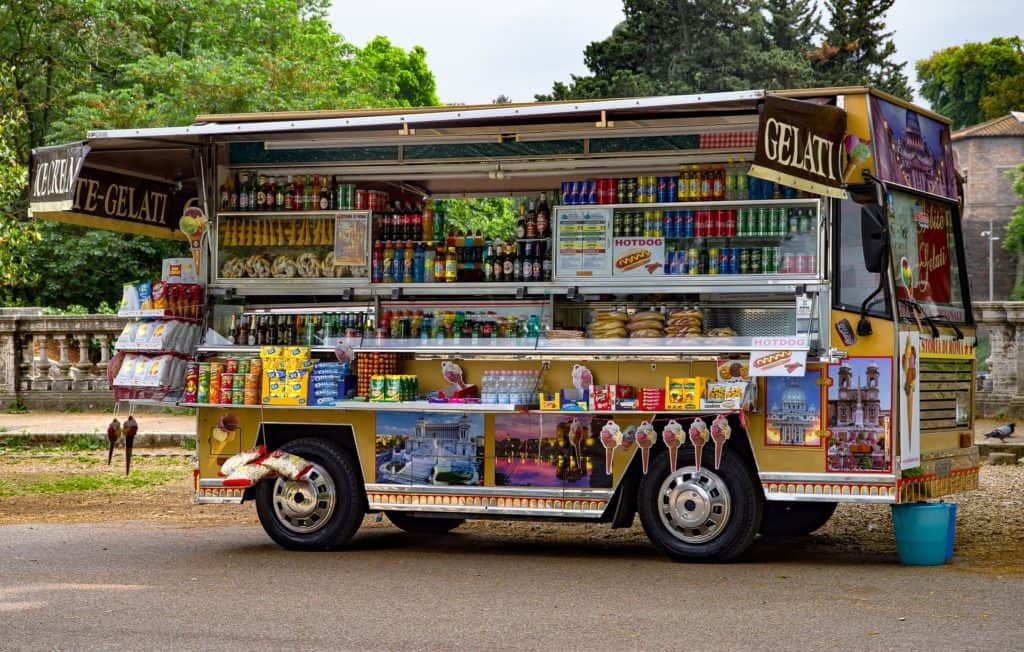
[612,237,665,277]
[748,336,809,377]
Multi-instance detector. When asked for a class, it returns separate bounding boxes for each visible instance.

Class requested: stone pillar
[19,334,33,391]
[52,334,73,391]
[95,334,112,389]
[974,301,1024,416]
[30,333,51,390]
[73,334,94,389]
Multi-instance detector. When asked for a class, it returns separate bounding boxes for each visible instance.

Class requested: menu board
[333,211,369,266]
[554,207,612,278]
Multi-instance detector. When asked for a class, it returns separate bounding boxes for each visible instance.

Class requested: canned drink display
[751,248,763,274]
[561,181,572,204]
[683,211,695,237]
[739,248,751,274]
[616,178,625,204]
[707,247,719,274]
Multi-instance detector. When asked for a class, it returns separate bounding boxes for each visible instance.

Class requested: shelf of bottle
[560,198,821,211]
[372,237,552,246]
[622,233,816,242]
[197,335,809,357]
[218,210,366,218]
[219,244,335,248]
[180,400,528,413]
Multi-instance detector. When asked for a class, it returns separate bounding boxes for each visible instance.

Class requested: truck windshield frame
[833,195,891,317]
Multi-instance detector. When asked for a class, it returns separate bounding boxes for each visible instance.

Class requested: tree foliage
[916,38,1024,130]
[538,0,908,101]
[809,0,911,99]
[1002,164,1024,299]
[440,198,517,243]
[0,0,439,310]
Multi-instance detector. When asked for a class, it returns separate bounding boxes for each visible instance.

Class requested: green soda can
[750,247,763,274]
[757,208,768,236]
[739,248,751,274]
[762,246,775,273]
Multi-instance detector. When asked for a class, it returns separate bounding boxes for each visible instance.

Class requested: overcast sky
[328,0,1024,108]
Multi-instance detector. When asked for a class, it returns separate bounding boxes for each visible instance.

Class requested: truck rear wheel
[385,511,465,534]
[255,438,365,551]
[638,449,761,562]
[759,501,837,538]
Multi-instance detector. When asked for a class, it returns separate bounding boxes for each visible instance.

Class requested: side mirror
[861,204,888,273]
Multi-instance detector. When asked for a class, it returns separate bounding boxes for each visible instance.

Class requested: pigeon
[984,423,1015,441]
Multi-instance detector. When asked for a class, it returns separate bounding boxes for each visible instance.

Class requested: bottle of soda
[536,192,550,237]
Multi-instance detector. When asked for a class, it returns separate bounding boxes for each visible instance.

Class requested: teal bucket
[891,502,955,566]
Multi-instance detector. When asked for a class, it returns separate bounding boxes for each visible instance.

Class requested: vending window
[834,197,890,317]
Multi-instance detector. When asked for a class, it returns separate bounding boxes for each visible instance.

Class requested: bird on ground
[984,423,1016,441]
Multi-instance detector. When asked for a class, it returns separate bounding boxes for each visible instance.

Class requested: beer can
[561,181,572,205]
[587,180,598,204]
[184,361,199,403]
[756,208,768,236]
[707,247,720,274]
[737,209,747,236]
[762,246,775,273]
[231,388,243,405]
[615,178,625,204]
[625,177,636,203]
[739,248,751,274]
[751,247,763,274]
[224,358,238,374]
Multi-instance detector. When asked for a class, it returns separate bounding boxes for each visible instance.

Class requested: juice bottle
[403,241,415,283]
[713,165,725,200]
[392,241,404,282]
[677,166,688,201]
[421,200,433,241]
[445,247,458,283]
[382,242,394,282]
[433,245,445,283]
[700,166,712,201]
[688,165,700,201]
[371,240,384,283]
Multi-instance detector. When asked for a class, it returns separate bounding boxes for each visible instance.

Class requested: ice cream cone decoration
[661,419,685,473]
[902,338,917,431]
[123,415,138,475]
[599,421,622,475]
[106,418,122,465]
[710,414,732,470]
[689,417,709,471]
[843,134,873,183]
[567,418,584,468]
[179,205,209,274]
[635,421,658,474]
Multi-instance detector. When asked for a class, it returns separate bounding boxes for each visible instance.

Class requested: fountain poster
[869,95,958,201]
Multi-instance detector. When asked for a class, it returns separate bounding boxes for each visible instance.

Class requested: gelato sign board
[749,96,848,199]
[29,143,190,240]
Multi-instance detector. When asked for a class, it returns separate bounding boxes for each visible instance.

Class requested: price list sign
[554,207,612,278]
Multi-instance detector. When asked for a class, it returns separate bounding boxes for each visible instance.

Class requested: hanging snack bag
[116,321,141,349]
[222,463,272,487]
[260,450,314,480]
[113,354,138,386]
[151,281,168,310]
[220,445,267,477]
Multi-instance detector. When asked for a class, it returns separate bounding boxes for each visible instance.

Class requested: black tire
[255,438,365,551]
[638,447,762,562]
[385,511,465,534]
[759,501,837,538]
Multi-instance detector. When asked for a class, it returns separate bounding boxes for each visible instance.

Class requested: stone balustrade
[973,301,1024,417]
[0,309,128,409]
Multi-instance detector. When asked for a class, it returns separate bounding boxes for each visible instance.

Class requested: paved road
[1,522,1021,651]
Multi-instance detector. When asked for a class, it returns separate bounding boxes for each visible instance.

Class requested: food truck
[29,88,978,561]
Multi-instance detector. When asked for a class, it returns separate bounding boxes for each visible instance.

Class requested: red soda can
[355,189,367,210]
[189,284,204,319]
[713,210,724,237]
[782,254,795,273]
[726,210,737,236]
[798,255,814,274]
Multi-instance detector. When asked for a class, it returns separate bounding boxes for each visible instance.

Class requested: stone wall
[953,136,1023,301]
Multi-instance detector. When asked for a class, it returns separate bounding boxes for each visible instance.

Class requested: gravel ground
[1,448,1021,573]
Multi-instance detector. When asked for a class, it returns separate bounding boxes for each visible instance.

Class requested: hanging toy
[106,417,122,465]
[123,415,138,475]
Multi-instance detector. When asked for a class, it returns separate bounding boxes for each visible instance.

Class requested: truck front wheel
[638,449,762,562]
[255,438,365,550]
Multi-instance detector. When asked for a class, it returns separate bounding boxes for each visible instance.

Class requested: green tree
[916,38,1024,129]
[0,0,439,310]
[440,198,517,243]
[811,0,911,100]
[537,0,820,101]
[1002,164,1024,298]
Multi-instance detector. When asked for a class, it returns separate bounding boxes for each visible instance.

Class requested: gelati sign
[749,96,847,199]
[29,143,190,238]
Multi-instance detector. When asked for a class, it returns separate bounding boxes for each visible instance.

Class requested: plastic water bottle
[497,369,512,405]
[480,371,494,404]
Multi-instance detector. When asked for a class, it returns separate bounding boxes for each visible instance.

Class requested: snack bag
[116,322,140,349]
[260,450,314,480]
[120,283,140,313]
[113,354,138,386]
[222,463,272,487]
[151,281,168,310]
[136,281,153,310]
[219,445,267,477]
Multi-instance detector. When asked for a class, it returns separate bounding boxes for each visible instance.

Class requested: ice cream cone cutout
[843,134,873,183]
[567,418,584,468]
[661,419,685,473]
[710,414,732,470]
[635,421,658,474]
[689,417,709,471]
[123,415,138,475]
[106,417,122,465]
[599,421,622,475]
[902,338,917,430]
[179,202,209,274]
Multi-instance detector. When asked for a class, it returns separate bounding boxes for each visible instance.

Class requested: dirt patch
[2,449,1021,572]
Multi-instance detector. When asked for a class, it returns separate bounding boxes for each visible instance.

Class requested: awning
[748,96,848,199]
[28,142,197,240]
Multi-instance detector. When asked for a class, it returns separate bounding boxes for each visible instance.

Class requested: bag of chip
[113,354,138,385]
[136,281,153,310]
[151,281,168,310]
[222,463,272,487]
[219,445,267,477]
[120,283,140,313]
[260,449,314,480]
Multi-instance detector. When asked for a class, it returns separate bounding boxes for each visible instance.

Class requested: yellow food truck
[30,87,978,561]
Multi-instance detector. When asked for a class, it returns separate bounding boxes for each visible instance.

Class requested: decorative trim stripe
[195,487,244,504]
[762,480,897,502]
[367,490,608,517]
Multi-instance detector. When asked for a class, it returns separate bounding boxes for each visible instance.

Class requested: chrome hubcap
[271,462,336,534]
[657,466,731,544]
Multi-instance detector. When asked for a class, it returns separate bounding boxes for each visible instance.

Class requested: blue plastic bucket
[944,503,958,561]
[891,502,953,566]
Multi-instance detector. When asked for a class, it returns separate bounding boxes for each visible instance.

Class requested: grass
[180,437,197,450]
[4,400,28,414]
[0,468,181,498]
[56,434,107,452]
